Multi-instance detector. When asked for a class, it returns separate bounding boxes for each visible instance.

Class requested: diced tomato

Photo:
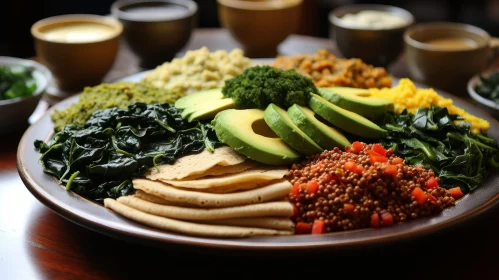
[352,141,364,152]
[370,155,388,164]
[372,144,387,156]
[381,212,394,226]
[392,157,404,165]
[427,193,437,203]
[345,146,352,153]
[306,180,319,194]
[383,164,398,176]
[355,164,365,174]
[411,187,427,205]
[449,187,464,198]
[366,150,382,157]
[344,161,357,172]
[425,176,439,189]
[295,222,312,234]
[311,219,325,234]
[371,213,380,228]
[292,182,300,197]
[344,203,355,212]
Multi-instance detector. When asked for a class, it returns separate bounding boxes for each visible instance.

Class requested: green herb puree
[51,82,184,131]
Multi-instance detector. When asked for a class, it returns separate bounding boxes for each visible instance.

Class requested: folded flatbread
[133,178,292,208]
[104,198,292,238]
[198,217,295,231]
[145,146,246,181]
[159,168,288,193]
[117,196,294,220]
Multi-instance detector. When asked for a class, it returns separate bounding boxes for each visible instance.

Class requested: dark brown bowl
[329,4,414,67]
[111,0,198,69]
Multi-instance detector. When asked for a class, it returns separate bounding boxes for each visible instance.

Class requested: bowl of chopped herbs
[468,69,499,119]
[0,56,52,132]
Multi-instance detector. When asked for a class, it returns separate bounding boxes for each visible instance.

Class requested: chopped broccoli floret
[221,65,318,109]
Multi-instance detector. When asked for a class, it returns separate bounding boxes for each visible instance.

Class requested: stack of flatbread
[104,146,295,238]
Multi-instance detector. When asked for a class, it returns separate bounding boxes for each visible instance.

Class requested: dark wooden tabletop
[1,28,498,280]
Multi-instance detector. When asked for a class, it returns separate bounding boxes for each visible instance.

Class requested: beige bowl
[217,0,303,58]
[31,14,122,92]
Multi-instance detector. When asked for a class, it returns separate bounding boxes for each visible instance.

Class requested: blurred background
[2,0,499,58]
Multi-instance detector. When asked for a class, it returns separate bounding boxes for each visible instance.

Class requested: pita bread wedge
[145,146,246,181]
[133,178,292,207]
[104,198,292,238]
[199,217,295,231]
[159,168,288,192]
[117,196,294,220]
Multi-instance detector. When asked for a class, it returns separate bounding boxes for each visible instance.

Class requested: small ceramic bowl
[31,14,122,92]
[0,56,52,133]
[111,0,198,69]
[468,70,499,119]
[329,4,414,67]
[217,0,303,58]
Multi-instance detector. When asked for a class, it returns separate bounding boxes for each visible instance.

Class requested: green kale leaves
[35,103,220,203]
[381,105,499,193]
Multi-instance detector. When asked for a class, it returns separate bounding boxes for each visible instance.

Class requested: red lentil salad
[286,143,459,234]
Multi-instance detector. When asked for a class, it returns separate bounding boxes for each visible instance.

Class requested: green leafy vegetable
[34,102,220,203]
[0,66,37,100]
[381,104,499,193]
[221,65,319,109]
[475,72,499,103]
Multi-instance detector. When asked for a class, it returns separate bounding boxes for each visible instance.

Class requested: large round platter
[17,64,499,251]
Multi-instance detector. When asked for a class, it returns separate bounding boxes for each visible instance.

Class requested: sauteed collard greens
[0,66,37,100]
[381,104,499,193]
[35,102,220,203]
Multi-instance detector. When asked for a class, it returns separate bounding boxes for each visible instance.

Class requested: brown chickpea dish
[272,49,392,89]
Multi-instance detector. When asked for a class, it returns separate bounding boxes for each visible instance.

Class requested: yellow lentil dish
[271,49,392,89]
[369,78,490,133]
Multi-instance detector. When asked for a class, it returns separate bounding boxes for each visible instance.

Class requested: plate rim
[16,67,499,251]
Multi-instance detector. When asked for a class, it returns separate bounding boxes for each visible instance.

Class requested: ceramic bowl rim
[0,56,52,106]
[217,0,303,11]
[111,0,198,22]
[404,22,490,52]
[329,4,415,31]
[467,69,499,111]
[31,14,123,45]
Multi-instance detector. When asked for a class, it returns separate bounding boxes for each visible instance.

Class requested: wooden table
[1,29,498,280]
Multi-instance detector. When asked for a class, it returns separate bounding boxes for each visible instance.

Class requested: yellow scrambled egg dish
[369,78,490,133]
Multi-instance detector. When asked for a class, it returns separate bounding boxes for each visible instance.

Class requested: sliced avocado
[319,87,394,120]
[288,104,351,150]
[309,94,386,139]
[181,104,201,119]
[187,98,235,122]
[212,109,301,165]
[263,103,322,156]
[175,88,223,109]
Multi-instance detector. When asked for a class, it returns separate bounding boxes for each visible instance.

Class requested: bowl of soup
[31,14,123,92]
[329,4,414,67]
[404,22,499,96]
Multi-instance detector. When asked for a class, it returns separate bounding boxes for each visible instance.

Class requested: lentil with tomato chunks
[286,143,456,234]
